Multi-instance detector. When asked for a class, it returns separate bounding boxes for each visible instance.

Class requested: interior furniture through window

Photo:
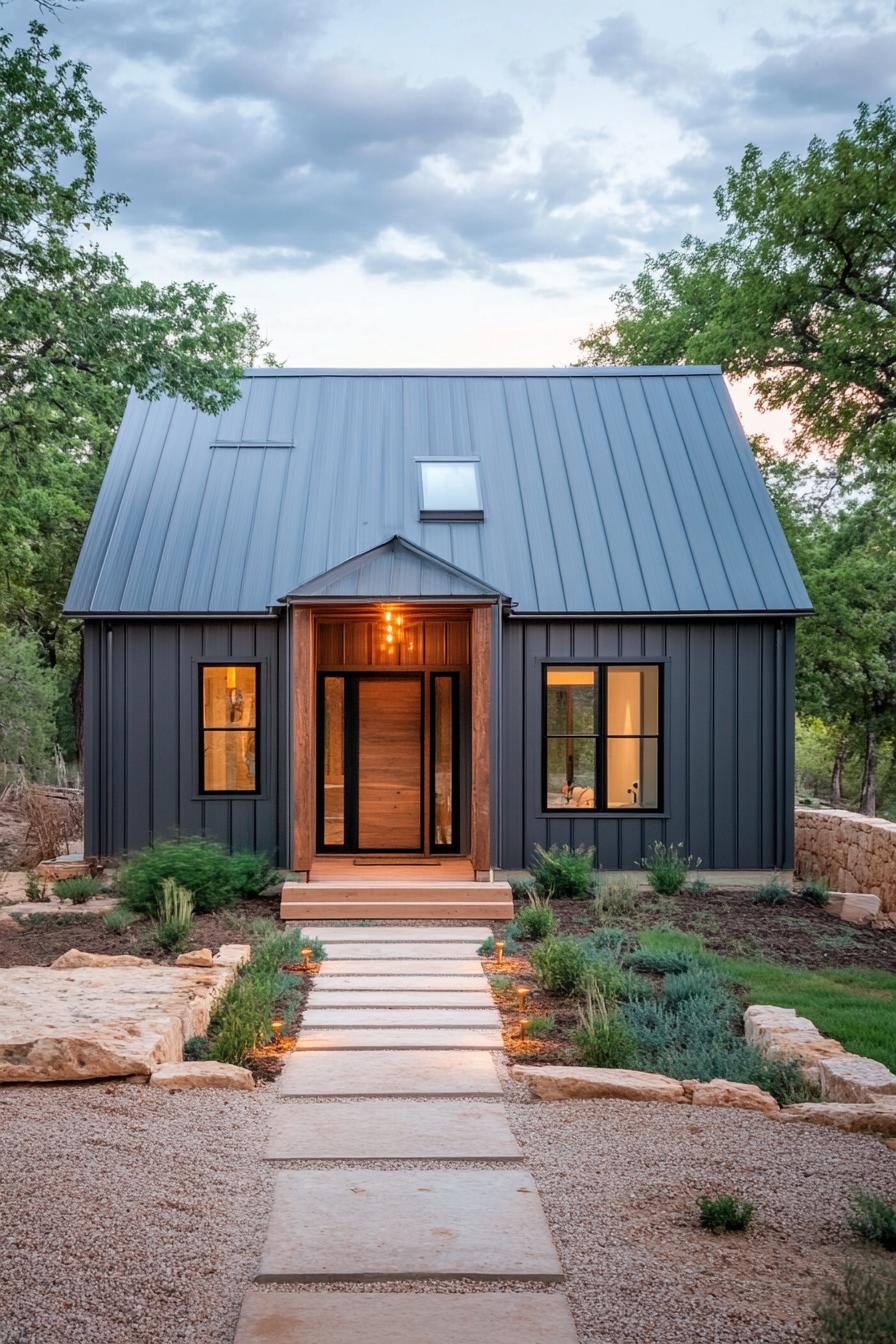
[200,664,259,793]
[544,664,660,811]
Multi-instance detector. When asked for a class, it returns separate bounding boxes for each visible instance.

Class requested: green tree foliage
[578,102,896,465]
[0,627,57,774]
[0,21,276,714]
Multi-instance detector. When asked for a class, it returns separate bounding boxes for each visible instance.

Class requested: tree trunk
[859,726,877,816]
[830,742,846,807]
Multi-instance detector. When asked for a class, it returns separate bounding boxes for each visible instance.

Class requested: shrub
[584,926,632,956]
[489,974,513,991]
[582,957,627,1003]
[509,877,536,900]
[118,837,273,914]
[152,877,194,952]
[849,1192,896,1252]
[529,936,588,995]
[478,932,519,957]
[663,965,731,1009]
[802,877,831,907]
[697,1194,754,1234]
[25,871,49,903]
[184,1035,210,1060]
[625,948,698,975]
[209,972,276,1066]
[593,874,638,922]
[638,841,700,896]
[103,904,138,933]
[54,875,105,904]
[516,892,557,941]
[754,879,790,906]
[812,1263,896,1344]
[571,986,637,1068]
[526,1015,556,1038]
[688,876,711,896]
[529,843,595,899]
[250,925,325,974]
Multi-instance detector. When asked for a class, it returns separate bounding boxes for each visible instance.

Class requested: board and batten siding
[82,618,289,862]
[498,617,795,872]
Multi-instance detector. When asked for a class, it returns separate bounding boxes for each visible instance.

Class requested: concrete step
[282,900,512,920]
[301,926,494,942]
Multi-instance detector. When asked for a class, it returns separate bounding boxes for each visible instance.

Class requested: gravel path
[0,1082,274,1344]
[502,1068,896,1344]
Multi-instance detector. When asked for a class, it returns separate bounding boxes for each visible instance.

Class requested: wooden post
[470,604,493,879]
[291,605,315,878]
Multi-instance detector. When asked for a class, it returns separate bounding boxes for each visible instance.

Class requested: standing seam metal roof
[64,368,811,616]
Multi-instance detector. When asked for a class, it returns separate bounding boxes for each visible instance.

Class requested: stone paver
[294,1027,503,1050]
[235,1290,579,1344]
[265,1100,522,1160]
[302,1006,501,1027]
[317,958,484,976]
[302,926,493,943]
[257,1169,564,1281]
[279,1049,502,1096]
[313,942,483,960]
[307,990,495,1007]
[312,974,489,992]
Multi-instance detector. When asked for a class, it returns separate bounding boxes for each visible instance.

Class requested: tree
[0,21,275,691]
[578,102,896,465]
[0,628,57,776]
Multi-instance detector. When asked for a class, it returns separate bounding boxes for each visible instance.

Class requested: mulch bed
[0,896,282,968]
[482,952,581,1065]
[503,889,896,972]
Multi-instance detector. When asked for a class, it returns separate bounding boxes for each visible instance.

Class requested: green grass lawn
[716,956,896,1072]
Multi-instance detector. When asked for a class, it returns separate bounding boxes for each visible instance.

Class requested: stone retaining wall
[795,806,896,913]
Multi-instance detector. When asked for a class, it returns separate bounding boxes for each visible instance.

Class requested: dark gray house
[65,367,810,901]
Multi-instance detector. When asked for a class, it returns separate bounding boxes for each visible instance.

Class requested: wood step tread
[282,904,511,921]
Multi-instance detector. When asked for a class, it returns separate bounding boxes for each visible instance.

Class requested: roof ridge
[241,366,723,378]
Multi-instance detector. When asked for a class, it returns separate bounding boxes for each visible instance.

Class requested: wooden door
[357,677,423,850]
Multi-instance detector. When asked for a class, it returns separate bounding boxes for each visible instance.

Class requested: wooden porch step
[291,881,508,901]
[281,900,512,921]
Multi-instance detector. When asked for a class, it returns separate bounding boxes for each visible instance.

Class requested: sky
[9,0,896,439]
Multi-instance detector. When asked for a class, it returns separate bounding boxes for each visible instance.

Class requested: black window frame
[198,661,262,797]
[542,662,663,814]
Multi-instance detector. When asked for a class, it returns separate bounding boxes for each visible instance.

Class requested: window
[200,664,259,793]
[418,458,483,519]
[544,664,660,811]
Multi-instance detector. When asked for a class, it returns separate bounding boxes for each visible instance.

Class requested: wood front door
[357,677,423,850]
[316,670,460,855]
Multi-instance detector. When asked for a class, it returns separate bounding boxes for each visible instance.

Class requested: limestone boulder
[50,949,155,969]
[817,1053,896,1103]
[0,963,235,1082]
[213,943,251,967]
[176,948,214,968]
[827,892,881,925]
[743,1004,844,1068]
[149,1060,254,1090]
[684,1078,780,1116]
[510,1064,686,1103]
[780,1100,896,1136]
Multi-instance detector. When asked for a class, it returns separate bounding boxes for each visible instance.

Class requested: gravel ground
[501,1067,896,1344]
[0,1082,274,1344]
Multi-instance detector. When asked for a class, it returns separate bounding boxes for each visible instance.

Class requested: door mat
[352,858,442,867]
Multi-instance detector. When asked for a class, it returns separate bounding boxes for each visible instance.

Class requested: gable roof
[64,367,811,617]
[280,535,506,601]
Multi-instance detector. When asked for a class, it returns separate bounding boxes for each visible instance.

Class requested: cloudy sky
[9,0,896,431]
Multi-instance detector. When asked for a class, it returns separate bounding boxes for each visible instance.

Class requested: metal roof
[65,367,811,616]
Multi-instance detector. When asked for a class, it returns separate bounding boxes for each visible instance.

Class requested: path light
[515,986,530,1012]
[494,940,505,965]
[518,1017,531,1040]
[271,1017,284,1041]
[301,946,314,969]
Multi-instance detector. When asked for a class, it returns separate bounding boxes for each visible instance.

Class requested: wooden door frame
[290,600,494,880]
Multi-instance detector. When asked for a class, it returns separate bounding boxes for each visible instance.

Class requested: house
[65,367,810,918]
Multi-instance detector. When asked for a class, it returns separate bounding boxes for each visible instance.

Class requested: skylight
[418,458,483,520]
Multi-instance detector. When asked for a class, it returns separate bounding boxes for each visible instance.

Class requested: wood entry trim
[292,605,315,875]
[470,605,492,875]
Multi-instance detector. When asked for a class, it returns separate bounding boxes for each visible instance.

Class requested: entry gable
[278,535,507,603]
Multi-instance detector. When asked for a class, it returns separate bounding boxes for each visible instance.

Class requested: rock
[50,949,155,970]
[780,1100,896,1136]
[510,1064,686,1103]
[35,858,94,881]
[685,1078,780,1116]
[817,1053,896,1103]
[176,948,214,968]
[827,892,881,925]
[743,1004,844,1068]
[213,943,251,967]
[149,1061,254,1091]
[0,963,236,1082]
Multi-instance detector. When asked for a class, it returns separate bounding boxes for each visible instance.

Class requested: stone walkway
[234,924,579,1342]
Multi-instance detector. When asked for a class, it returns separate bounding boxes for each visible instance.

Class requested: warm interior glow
[202,665,257,792]
[546,668,595,686]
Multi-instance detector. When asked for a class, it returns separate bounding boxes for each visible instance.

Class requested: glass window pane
[203,665,256,728]
[607,737,658,808]
[433,677,453,846]
[419,460,481,511]
[640,737,659,808]
[546,737,596,809]
[607,665,659,736]
[546,667,597,735]
[203,730,256,792]
[322,676,345,846]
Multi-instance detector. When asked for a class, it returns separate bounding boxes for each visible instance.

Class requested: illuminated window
[544,664,660,811]
[200,665,259,793]
[418,458,483,519]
